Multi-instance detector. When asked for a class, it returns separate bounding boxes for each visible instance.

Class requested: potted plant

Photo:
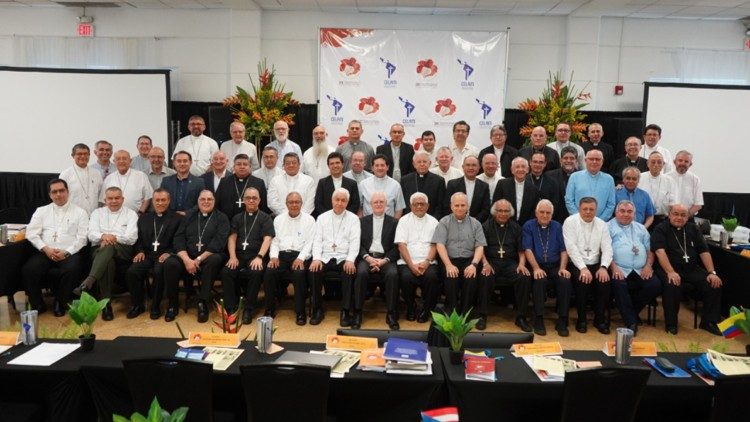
[113,397,188,422]
[722,217,738,244]
[68,292,109,351]
[431,308,479,364]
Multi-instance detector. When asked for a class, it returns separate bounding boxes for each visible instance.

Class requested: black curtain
[0,172,56,223]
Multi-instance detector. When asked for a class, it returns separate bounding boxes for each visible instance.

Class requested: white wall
[0,7,747,111]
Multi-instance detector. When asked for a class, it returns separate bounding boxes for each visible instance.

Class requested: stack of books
[358,348,386,372]
[688,349,750,385]
[383,337,432,375]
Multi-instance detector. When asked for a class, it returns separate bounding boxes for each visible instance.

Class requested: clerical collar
[201,212,211,217]
[349,140,359,145]
[418,173,426,178]
[246,211,255,216]
[156,213,164,217]
[532,174,542,180]
[454,216,465,223]
[496,221,507,228]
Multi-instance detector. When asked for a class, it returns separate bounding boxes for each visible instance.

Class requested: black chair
[240,363,330,422]
[560,366,650,422]
[711,375,750,422]
[336,328,429,345]
[122,357,213,422]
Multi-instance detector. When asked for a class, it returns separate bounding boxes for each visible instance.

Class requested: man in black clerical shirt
[545,146,578,223]
[160,150,205,214]
[480,200,533,332]
[164,189,230,322]
[528,152,565,223]
[125,188,182,319]
[610,137,648,185]
[400,150,446,219]
[221,187,274,324]
[313,152,360,217]
[478,124,518,178]
[445,155,491,222]
[519,126,560,172]
[215,153,269,219]
[581,123,614,173]
[652,203,722,335]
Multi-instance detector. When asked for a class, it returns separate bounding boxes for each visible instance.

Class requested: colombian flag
[717,312,746,339]
[421,407,459,422]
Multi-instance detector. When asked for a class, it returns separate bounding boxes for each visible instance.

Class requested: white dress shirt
[358,175,406,216]
[220,140,260,171]
[26,201,89,255]
[369,214,385,254]
[449,143,479,168]
[515,180,525,217]
[477,172,501,199]
[312,209,360,264]
[562,214,613,269]
[88,206,139,246]
[101,169,154,212]
[303,144,335,185]
[429,166,463,186]
[665,170,704,210]
[269,211,315,261]
[253,166,283,189]
[639,172,676,215]
[640,144,673,173]
[59,164,102,215]
[174,134,219,176]
[267,172,317,216]
[394,212,439,265]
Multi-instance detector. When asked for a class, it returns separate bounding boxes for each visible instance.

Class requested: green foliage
[68,292,109,338]
[39,322,79,339]
[113,397,188,422]
[730,306,750,335]
[430,308,479,352]
[722,217,739,233]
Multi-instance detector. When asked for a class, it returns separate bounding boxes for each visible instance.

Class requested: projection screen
[643,82,750,194]
[0,67,170,174]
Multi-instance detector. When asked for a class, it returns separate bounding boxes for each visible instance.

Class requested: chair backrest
[560,366,651,422]
[122,357,213,422]
[712,375,750,422]
[336,328,429,346]
[240,363,330,422]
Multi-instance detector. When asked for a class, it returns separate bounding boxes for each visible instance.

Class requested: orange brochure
[326,334,378,352]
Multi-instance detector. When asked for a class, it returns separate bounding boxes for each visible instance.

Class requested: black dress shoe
[295,312,307,326]
[164,307,177,322]
[386,313,399,330]
[73,276,96,296]
[126,305,146,319]
[340,309,352,327]
[351,311,363,330]
[596,324,610,335]
[406,308,417,321]
[556,320,570,337]
[101,303,114,321]
[242,307,254,325]
[665,326,678,335]
[416,309,430,323]
[575,320,587,334]
[515,317,532,333]
[310,308,324,325]
[699,321,722,336]
[150,308,162,320]
[263,309,277,318]
[476,315,487,331]
[53,301,65,317]
[626,324,638,337]
[197,300,209,323]
[533,317,547,336]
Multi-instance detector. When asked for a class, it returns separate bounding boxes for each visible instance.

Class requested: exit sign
[77,23,94,37]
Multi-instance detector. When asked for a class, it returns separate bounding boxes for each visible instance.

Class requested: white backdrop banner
[319,28,508,150]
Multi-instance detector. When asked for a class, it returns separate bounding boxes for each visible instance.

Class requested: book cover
[383,337,429,363]
[465,356,496,382]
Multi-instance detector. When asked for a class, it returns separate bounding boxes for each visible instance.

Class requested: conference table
[708,240,750,315]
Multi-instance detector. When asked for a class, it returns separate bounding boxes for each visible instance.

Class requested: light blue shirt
[607,219,649,275]
[615,187,655,224]
[565,170,616,220]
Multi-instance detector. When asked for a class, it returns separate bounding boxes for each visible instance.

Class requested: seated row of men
[24,173,722,338]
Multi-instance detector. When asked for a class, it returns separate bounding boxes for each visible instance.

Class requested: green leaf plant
[67,292,109,338]
[430,308,479,352]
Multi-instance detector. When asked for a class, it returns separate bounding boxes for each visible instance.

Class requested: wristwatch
[471,262,479,268]
[256,254,264,259]
[196,256,202,262]
[709,270,717,275]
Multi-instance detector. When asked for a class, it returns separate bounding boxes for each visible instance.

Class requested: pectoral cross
[196,241,204,252]
[236,198,243,208]
[241,241,249,251]
[498,247,505,258]
[152,240,160,252]
[683,254,690,263]
[584,247,592,257]
[53,232,58,242]
[332,243,337,251]
[543,253,547,262]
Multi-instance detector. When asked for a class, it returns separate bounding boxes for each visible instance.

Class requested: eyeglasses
[556,129,570,133]
[244,196,260,201]
[411,202,427,207]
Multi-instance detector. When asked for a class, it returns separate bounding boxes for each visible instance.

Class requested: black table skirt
[708,241,750,315]
[0,240,33,297]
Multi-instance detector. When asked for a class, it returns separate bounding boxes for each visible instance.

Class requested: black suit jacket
[445,177,491,222]
[314,175,360,218]
[159,174,205,213]
[610,156,649,185]
[215,174,269,219]
[376,142,415,179]
[358,214,399,262]
[544,168,574,222]
[527,174,565,223]
[199,170,229,193]
[478,144,519,178]
[492,178,540,225]
[518,146,560,172]
[400,171,445,220]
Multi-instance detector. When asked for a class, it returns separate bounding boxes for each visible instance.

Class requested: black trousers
[611,270,662,326]
[263,251,308,314]
[484,258,532,317]
[571,264,612,326]
[532,262,572,321]
[656,266,721,328]
[221,256,265,312]
[309,259,354,313]
[399,264,440,313]
[163,253,224,308]
[22,251,82,308]
[353,260,398,313]
[126,257,165,308]
[443,257,482,315]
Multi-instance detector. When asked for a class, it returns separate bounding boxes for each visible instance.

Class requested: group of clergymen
[21,114,723,337]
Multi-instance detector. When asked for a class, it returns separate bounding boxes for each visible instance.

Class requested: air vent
[56,2,121,7]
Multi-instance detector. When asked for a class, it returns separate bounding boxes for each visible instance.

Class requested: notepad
[8,342,79,366]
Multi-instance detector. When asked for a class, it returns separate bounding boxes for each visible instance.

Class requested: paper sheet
[7,342,80,366]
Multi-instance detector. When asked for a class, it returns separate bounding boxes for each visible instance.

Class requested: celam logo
[325,95,343,116]
[358,97,380,115]
[380,57,396,79]
[476,98,492,120]
[399,97,415,118]
[456,59,474,81]
[435,98,457,117]
[416,59,438,78]
[339,57,361,76]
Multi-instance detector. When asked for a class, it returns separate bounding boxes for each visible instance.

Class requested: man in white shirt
[101,150,153,214]
[308,188,361,325]
[92,140,114,180]
[303,125,335,184]
[146,146,175,190]
[76,187,139,320]
[548,122,585,169]
[419,130,438,169]
[130,135,153,173]
[477,153,502,199]
[173,115,219,176]
[253,146,283,188]
[449,120,479,168]
[666,150,704,218]
[358,154,406,218]
[639,151,675,228]
[264,192,315,325]
[430,146,463,186]
[342,151,373,183]
[267,120,303,171]
[562,197,613,334]
[22,179,89,316]
[220,122,260,170]
[395,192,440,324]
[640,124,673,173]
[268,152,316,216]
[59,143,102,215]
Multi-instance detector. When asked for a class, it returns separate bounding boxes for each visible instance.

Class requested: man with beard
[303,125,335,184]
[173,115,219,176]
[267,120,303,171]
[666,150,703,218]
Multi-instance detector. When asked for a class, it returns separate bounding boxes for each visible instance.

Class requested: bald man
[100,150,153,214]
[220,121,260,170]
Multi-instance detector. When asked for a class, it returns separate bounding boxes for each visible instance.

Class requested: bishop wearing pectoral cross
[652,203,723,336]
[215,154,269,220]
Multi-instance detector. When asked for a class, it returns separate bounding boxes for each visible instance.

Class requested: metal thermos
[720,231,729,248]
[20,310,38,346]
[615,327,634,364]
[257,316,273,353]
